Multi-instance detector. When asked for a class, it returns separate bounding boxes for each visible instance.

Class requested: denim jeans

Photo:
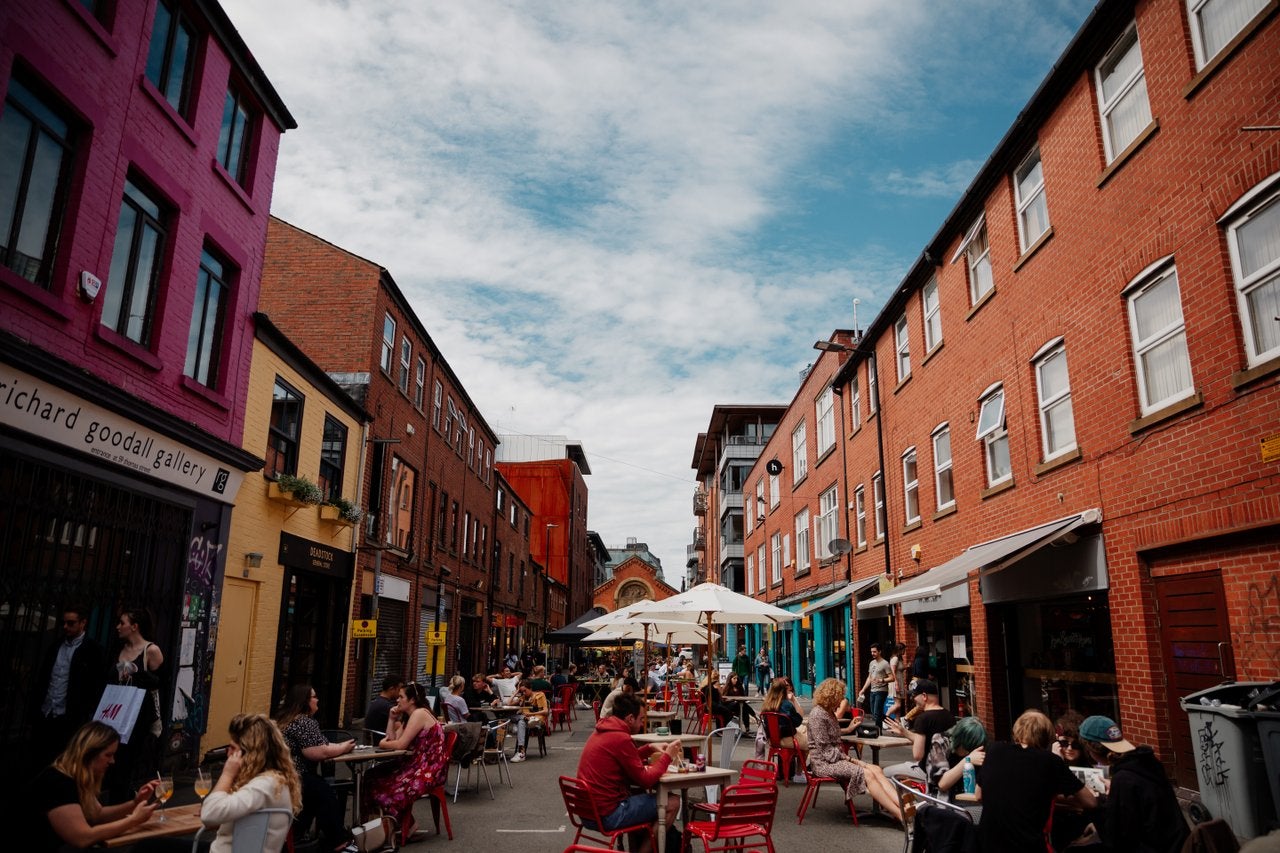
[869,690,888,725]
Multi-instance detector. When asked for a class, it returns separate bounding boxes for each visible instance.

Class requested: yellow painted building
[204,313,367,751]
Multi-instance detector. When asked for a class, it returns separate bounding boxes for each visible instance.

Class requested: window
[1226,183,1280,366]
[770,533,782,584]
[746,553,754,595]
[854,486,867,547]
[849,374,861,431]
[449,500,460,550]
[794,508,810,573]
[0,77,75,288]
[266,377,302,477]
[388,456,415,551]
[746,495,755,535]
[318,415,347,501]
[922,278,942,352]
[442,398,454,446]
[757,545,767,589]
[932,423,955,510]
[380,314,395,373]
[484,449,492,484]
[815,387,835,456]
[902,447,920,524]
[145,0,195,115]
[496,489,504,512]
[791,422,808,483]
[894,314,911,381]
[462,511,471,557]
[769,470,779,508]
[432,380,442,429]
[966,220,994,304]
[782,533,791,570]
[183,247,230,388]
[414,357,426,409]
[755,480,766,521]
[1015,149,1050,250]
[1127,263,1194,413]
[976,385,1011,486]
[1187,0,1268,69]
[867,355,879,415]
[872,473,885,540]
[816,486,838,559]
[398,337,411,393]
[468,427,476,469]
[1034,341,1076,459]
[102,178,168,346]
[1096,24,1152,162]
[217,85,255,185]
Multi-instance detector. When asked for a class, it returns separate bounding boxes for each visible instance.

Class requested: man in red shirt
[576,693,682,853]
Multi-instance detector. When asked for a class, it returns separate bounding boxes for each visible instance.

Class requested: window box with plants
[320,497,363,527]
[267,474,324,508]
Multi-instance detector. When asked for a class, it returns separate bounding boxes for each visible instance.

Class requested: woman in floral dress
[806,678,902,823]
[362,682,448,844]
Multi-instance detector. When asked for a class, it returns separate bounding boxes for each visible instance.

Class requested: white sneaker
[511,751,526,763]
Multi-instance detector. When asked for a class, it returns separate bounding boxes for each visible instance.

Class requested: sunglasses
[1058,737,1082,750]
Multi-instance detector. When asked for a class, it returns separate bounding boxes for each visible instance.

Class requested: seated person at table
[761,677,807,751]
[23,721,159,850]
[723,672,758,729]
[577,693,683,853]
[486,666,521,701]
[601,676,639,718]
[1079,715,1188,853]
[200,713,302,853]
[551,665,569,689]
[884,679,954,769]
[442,675,470,723]
[1048,712,1098,850]
[363,682,448,846]
[464,673,500,709]
[807,678,903,822]
[363,675,403,736]
[976,710,1096,853]
[508,683,549,762]
[699,675,734,730]
[932,715,987,799]
[275,684,357,853]
[527,664,554,692]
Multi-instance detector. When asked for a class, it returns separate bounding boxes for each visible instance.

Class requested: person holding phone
[276,684,357,853]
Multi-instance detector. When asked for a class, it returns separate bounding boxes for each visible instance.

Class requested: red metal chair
[683,782,778,853]
[592,700,602,722]
[795,763,858,826]
[550,684,574,733]
[678,682,700,720]
[423,729,459,841]
[760,712,805,787]
[691,758,777,820]
[559,775,656,851]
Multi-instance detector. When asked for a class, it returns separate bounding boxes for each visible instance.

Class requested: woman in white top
[200,713,301,853]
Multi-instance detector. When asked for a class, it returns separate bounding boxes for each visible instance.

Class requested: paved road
[402,710,913,852]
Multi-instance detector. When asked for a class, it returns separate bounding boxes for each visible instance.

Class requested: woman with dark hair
[25,721,159,850]
[362,682,448,845]
[275,684,357,853]
[723,672,758,730]
[107,607,165,801]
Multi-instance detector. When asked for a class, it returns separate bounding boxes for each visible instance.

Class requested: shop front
[798,578,880,687]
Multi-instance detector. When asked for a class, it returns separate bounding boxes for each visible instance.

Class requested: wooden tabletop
[332,747,407,764]
[632,732,707,747]
[841,734,912,749]
[658,765,736,788]
[105,803,203,847]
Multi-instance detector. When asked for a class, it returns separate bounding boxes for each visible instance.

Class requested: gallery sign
[0,361,242,503]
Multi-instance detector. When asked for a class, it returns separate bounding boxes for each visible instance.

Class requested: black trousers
[298,771,351,848]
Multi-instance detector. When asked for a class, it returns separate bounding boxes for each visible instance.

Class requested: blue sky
[223,0,1096,580]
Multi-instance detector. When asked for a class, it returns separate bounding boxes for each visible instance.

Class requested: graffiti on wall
[1242,573,1280,677]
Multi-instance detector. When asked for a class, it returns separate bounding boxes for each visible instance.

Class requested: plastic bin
[1180,682,1279,838]
[1247,684,1280,835]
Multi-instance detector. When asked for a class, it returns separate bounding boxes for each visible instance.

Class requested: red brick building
[1,0,292,765]
[259,218,500,715]
[490,470,544,672]
[593,554,680,613]
[823,0,1278,801]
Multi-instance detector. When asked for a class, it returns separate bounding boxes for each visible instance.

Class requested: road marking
[496,826,566,834]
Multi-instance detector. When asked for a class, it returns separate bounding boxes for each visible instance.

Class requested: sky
[223,0,1096,582]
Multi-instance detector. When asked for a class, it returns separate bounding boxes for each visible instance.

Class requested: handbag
[351,815,392,852]
[93,684,146,743]
[853,719,881,739]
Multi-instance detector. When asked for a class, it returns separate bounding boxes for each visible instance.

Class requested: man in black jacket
[1079,715,1190,853]
[31,605,106,766]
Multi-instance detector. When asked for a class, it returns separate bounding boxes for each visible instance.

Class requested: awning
[544,606,608,642]
[857,509,1100,612]
[800,576,881,616]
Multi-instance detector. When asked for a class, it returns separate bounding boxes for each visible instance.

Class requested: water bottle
[962,756,976,795]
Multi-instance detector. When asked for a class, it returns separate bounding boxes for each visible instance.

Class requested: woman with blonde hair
[760,676,807,779]
[25,721,159,850]
[199,713,302,853]
[807,678,903,822]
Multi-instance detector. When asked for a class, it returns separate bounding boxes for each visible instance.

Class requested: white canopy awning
[800,576,881,616]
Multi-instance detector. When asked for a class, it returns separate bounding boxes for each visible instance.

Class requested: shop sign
[425,624,447,645]
[0,362,243,502]
[278,531,354,579]
[352,619,377,638]
[505,614,525,627]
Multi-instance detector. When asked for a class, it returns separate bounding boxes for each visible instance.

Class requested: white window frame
[932,423,955,512]
[1095,23,1152,163]
[902,447,920,525]
[1033,339,1077,460]
[815,387,835,456]
[872,472,885,541]
[791,422,808,484]
[768,472,779,508]
[976,384,1012,487]
[745,495,754,535]
[380,313,395,373]
[398,336,411,393]
[922,277,943,353]
[816,485,838,559]
[1126,261,1195,414]
[894,313,911,381]
[867,355,879,415]
[755,479,766,521]
[757,544,767,589]
[854,485,867,548]
[414,356,426,409]
[966,221,994,304]
[849,374,861,431]
[1186,0,1268,70]
[782,533,791,569]
[1224,178,1280,367]
[794,509,810,573]
[746,553,754,595]
[770,534,782,584]
[1014,148,1050,251]
[432,380,442,430]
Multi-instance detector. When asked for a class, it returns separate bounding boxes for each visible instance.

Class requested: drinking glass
[156,775,174,822]
[194,768,211,800]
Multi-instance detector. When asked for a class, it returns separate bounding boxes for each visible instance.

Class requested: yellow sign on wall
[1262,433,1280,464]
[425,624,447,645]
[352,619,377,638]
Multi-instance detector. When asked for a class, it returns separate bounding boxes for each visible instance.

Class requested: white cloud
[871,161,985,199]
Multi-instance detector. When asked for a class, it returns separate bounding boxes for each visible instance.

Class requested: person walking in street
[106,607,164,803]
[732,645,751,685]
[754,645,772,696]
[31,604,106,771]
[856,642,893,726]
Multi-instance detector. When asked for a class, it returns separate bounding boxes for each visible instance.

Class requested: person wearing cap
[1079,715,1189,853]
[884,678,954,765]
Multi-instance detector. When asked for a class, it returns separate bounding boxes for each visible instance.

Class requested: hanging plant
[328,496,364,524]
[275,473,323,505]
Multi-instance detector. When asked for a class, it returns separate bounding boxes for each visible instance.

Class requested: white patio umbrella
[622,583,800,667]
[581,621,720,646]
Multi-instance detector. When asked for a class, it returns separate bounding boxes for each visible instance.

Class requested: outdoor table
[721,695,758,729]
[840,733,910,764]
[333,746,408,824]
[580,681,613,703]
[644,710,678,732]
[472,704,519,717]
[655,765,737,853]
[632,732,707,749]
[105,803,203,847]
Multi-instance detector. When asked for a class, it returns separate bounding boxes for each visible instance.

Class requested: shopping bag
[352,815,392,852]
[93,684,146,743]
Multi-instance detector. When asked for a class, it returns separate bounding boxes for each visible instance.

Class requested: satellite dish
[828,538,853,556]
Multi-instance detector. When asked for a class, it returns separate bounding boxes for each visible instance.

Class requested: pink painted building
[0,0,293,772]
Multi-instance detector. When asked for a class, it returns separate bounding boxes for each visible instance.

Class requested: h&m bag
[352,815,393,852]
[93,684,146,743]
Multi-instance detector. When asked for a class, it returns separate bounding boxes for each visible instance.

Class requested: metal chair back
[191,807,294,853]
[890,776,974,853]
